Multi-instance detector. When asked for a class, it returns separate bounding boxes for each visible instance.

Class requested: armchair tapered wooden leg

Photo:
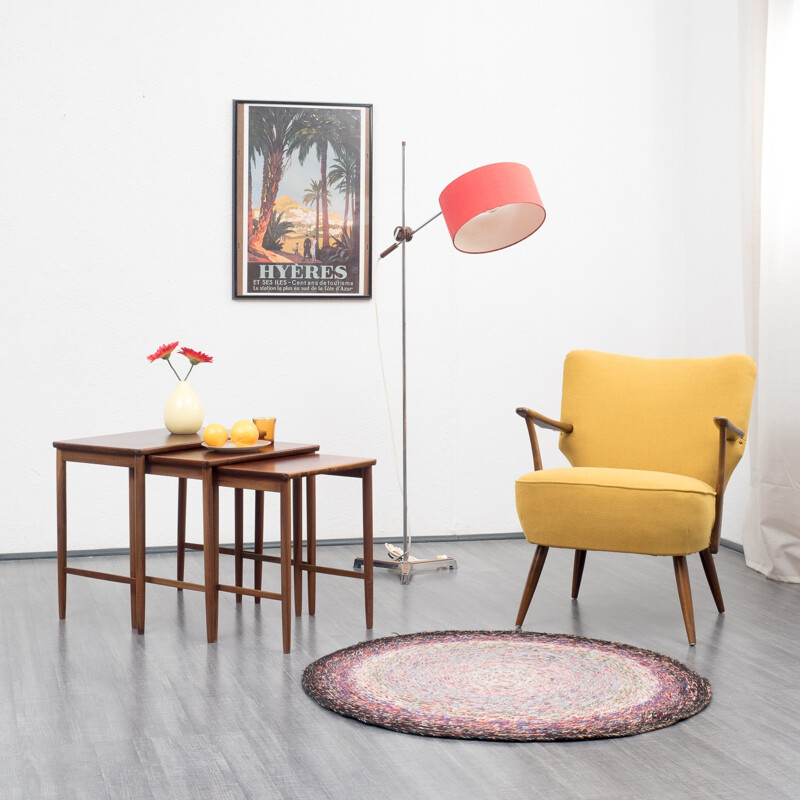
[698,548,725,612]
[571,550,587,598]
[673,555,696,645]
[516,545,549,629]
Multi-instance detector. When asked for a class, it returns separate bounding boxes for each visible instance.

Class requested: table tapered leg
[132,455,146,635]
[56,450,68,620]
[128,468,138,627]
[280,483,292,653]
[202,466,219,643]
[292,477,303,617]
[362,466,374,629]
[234,488,244,604]
[176,478,187,590]
[254,491,264,604]
[307,475,316,616]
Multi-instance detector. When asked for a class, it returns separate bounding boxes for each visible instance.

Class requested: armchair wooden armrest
[516,407,574,433]
[516,407,573,470]
[714,416,745,441]
[710,416,746,554]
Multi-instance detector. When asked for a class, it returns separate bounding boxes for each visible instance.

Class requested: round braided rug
[302,630,711,741]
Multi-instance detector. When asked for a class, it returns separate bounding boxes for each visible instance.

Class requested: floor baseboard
[0,531,746,561]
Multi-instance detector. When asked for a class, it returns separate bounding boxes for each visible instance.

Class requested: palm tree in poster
[261,210,295,252]
[294,110,345,253]
[248,107,305,254]
[328,151,357,234]
[302,179,330,248]
[337,110,362,264]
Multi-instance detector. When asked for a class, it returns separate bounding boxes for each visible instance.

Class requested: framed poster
[233,100,372,298]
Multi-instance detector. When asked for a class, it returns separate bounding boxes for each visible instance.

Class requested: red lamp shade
[438,162,545,254]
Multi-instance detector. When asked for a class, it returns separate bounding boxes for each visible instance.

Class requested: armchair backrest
[558,350,757,489]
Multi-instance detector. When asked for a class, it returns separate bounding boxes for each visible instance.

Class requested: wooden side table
[154,452,377,652]
[216,454,376,638]
[54,429,318,638]
[140,442,320,648]
[53,429,204,633]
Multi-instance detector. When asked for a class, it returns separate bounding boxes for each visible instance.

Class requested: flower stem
[185,363,195,381]
[166,358,182,381]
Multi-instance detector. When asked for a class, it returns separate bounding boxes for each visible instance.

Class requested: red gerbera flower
[179,347,213,366]
[148,340,213,381]
[147,341,179,363]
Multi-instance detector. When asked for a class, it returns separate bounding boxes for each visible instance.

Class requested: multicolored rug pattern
[302,630,711,741]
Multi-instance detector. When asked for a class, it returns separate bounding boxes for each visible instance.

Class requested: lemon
[202,423,228,447]
[230,419,259,447]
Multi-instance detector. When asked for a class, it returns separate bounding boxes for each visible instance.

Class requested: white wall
[0,0,748,555]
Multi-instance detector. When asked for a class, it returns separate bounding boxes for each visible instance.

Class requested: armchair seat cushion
[515,467,716,556]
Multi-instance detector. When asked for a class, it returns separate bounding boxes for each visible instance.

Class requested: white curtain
[742,0,800,582]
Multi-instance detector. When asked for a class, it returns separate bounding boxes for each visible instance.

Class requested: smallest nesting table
[217,454,376,648]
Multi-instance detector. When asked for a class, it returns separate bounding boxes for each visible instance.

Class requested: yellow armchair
[514,350,756,644]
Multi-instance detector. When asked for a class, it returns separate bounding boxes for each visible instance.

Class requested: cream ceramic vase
[164,380,203,434]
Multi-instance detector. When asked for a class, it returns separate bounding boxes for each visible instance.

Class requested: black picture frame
[233,100,372,298]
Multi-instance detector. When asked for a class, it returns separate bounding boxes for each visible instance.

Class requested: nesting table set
[54,430,375,653]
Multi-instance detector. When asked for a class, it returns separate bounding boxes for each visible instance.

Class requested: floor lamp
[356,142,546,583]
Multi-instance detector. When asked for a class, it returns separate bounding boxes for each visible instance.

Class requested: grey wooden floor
[1,539,799,799]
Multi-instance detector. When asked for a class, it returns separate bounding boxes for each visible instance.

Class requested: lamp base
[353,555,457,585]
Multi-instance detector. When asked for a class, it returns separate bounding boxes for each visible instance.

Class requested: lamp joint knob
[394,226,414,244]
